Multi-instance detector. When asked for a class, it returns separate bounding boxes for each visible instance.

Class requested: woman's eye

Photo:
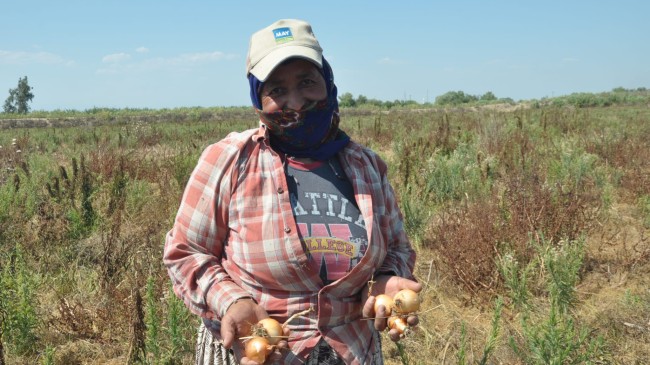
[267,87,283,96]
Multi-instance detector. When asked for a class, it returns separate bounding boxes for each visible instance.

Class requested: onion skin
[245,336,272,363]
[256,318,284,345]
[393,289,420,314]
[373,294,395,316]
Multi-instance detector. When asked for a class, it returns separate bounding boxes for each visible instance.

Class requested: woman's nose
[285,90,306,110]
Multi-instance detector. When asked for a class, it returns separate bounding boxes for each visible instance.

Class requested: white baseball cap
[246,19,323,81]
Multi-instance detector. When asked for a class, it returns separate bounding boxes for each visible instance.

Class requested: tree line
[3,76,648,114]
[338,90,514,108]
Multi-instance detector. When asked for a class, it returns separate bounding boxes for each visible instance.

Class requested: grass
[1,102,649,364]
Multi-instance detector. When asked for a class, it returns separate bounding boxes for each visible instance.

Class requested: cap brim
[249,46,322,82]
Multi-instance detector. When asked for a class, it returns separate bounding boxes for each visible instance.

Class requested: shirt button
[284,227,291,233]
[277,187,284,194]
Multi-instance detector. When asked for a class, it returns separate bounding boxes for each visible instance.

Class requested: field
[0,101,649,364]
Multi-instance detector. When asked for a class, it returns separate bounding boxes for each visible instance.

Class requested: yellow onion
[387,315,411,336]
[256,318,284,345]
[245,336,272,363]
[393,289,420,314]
[373,294,394,316]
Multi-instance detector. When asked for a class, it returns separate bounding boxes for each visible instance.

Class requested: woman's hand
[362,275,422,342]
[221,299,291,364]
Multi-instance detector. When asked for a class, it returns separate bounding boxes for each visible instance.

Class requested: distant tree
[365,98,384,107]
[480,91,497,101]
[3,76,34,114]
[3,90,16,113]
[338,92,356,107]
[435,90,478,106]
[356,94,368,105]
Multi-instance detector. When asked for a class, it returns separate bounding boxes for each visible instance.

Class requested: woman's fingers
[220,315,238,349]
[374,304,389,331]
[406,314,419,327]
[362,296,376,318]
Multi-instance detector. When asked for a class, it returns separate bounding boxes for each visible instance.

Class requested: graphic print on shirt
[291,192,368,285]
[286,159,368,285]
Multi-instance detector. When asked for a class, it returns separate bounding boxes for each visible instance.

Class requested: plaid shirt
[164,126,416,364]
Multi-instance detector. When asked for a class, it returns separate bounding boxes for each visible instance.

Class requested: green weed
[0,244,40,355]
[145,276,161,363]
[165,286,195,362]
[505,236,605,364]
[40,345,55,365]
[640,194,650,229]
[478,297,503,365]
[497,249,535,311]
[457,321,467,365]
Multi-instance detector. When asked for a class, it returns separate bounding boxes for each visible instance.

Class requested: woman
[164,19,421,365]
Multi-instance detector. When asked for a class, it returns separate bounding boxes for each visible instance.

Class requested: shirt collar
[252,123,268,143]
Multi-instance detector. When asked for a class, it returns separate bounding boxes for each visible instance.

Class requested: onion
[387,315,410,336]
[373,294,394,316]
[245,336,272,363]
[256,318,284,345]
[393,289,420,314]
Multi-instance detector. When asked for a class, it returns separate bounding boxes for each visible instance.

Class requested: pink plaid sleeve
[163,137,252,320]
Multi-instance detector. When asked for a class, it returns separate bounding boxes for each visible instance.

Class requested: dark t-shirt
[286,157,368,285]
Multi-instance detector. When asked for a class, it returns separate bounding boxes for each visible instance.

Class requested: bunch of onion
[244,318,284,363]
[373,289,420,336]
[241,308,313,363]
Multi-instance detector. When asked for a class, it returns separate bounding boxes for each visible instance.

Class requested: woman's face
[260,58,327,113]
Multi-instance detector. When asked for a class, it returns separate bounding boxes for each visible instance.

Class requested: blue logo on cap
[273,27,294,44]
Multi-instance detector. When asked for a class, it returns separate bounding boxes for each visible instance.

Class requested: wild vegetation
[0,90,649,364]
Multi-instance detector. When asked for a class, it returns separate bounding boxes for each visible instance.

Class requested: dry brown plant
[49,298,100,340]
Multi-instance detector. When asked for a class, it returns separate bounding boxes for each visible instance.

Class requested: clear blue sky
[2,0,649,111]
